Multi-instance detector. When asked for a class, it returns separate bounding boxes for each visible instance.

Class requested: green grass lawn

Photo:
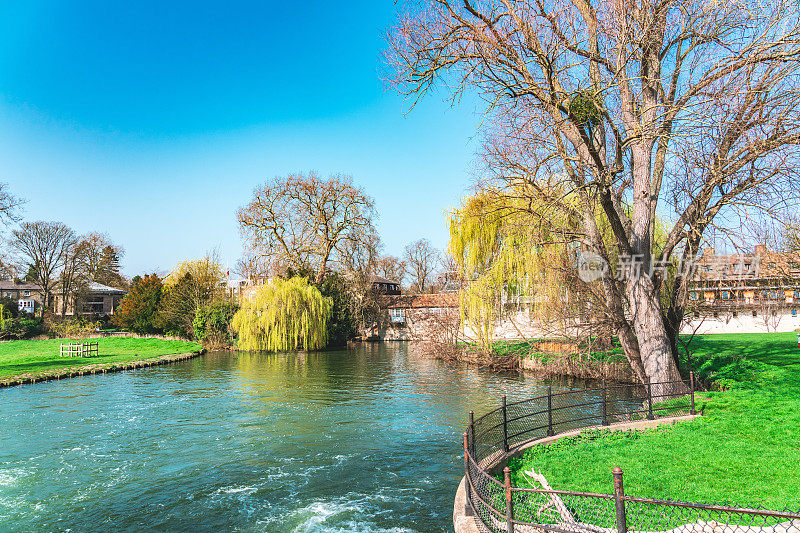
[508,332,800,510]
[0,337,202,380]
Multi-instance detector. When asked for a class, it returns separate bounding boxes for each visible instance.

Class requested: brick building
[685,245,800,333]
[0,281,44,314]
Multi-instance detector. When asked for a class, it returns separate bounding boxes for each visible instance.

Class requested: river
[1,343,598,532]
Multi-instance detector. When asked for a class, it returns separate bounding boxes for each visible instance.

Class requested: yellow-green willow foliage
[448,188,583,349]
[230,277,333,352]
[449,187,673,350]
[163,256,225,288]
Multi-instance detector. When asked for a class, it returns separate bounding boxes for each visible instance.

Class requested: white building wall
[475,310,800,339]
[681,312,800,334]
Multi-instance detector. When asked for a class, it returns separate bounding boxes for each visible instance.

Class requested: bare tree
[9,221,76,317]
[376,255,407,285]
[388,0,800,385]
[782,216,800,253]
[0,184,24,280]
[235,249,274,281]
[757,302,784,333]
[58,239,90,317]
[0,257,15,281]
[80,232,126,287]
[403,239,440,293]
[339,228,384,332]
[0,183,23,227]
[238,172,378,285]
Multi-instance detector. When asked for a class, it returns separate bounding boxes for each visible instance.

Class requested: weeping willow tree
[449,186,591,350]
[231,277,333,352]
[449,184,673,382]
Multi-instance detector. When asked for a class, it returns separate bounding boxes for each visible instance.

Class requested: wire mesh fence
[462,376,800,533]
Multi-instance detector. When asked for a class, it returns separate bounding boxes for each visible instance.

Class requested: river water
[1,343,596,532]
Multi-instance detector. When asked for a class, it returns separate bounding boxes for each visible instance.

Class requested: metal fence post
[689,372,697,415]
[547,386,554,436]
[602,380,609,426]
[504,466,515,533]
[646,378,654,420]
[502,395,509,452]
[612,467,628,533]
[463,432,474,516]
[469,410,476,458]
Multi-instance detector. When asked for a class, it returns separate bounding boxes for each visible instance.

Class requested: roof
[87,282,126,294]
[0,281,41,291]
[0,280,126,295]
[692,247,800,283]
[379,293,459,309]
[369,275,400,285]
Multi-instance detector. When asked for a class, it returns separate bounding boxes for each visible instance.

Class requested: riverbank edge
[0,349,206,389]
[519,355,635,382]
[416,340,637,381]
[453,413,700,533]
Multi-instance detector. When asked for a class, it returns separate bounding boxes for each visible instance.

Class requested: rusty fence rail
[462,376,800,533]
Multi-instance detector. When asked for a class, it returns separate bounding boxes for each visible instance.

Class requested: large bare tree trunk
[627,275,683,385]
[615,320,646,384]
[629,139,684,388]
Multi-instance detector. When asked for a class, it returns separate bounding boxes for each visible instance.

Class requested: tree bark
[615,320,646,384]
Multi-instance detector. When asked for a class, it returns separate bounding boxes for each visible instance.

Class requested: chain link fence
[462,376,800,533]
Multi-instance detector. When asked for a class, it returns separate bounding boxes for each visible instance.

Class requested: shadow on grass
[0,355,150,378]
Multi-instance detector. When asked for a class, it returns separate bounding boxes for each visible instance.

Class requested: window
[732,311,738,318]
[389,308,404,323]
[721,290,731,300]
[752,310,758,317]
[689,292,699,301]
[23,290,30,296]
[792,310,798,317]
[795,290,800,299]
[713,312,719,318]
[81,299,105,314]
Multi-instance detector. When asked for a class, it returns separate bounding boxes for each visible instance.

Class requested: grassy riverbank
[509,332,800,509]
[0,338,202,380]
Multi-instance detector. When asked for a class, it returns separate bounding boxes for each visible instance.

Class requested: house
[222,278,252,299]
[369,275,401,295]
[684,246,800,333]
[0,281,44,314]
[237,277,273,302]
[371,293,460,340]
[52,282,127,317]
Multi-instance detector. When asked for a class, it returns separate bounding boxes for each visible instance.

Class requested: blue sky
[0,1,483,276]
